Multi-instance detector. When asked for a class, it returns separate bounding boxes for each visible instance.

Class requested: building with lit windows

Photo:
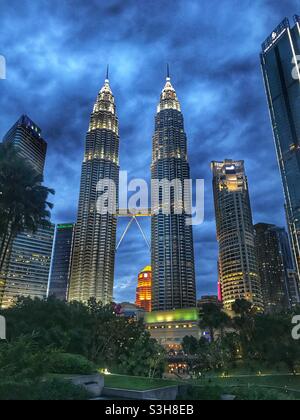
[135,266,152,312]
[68,74,119,304]
[0,226,55,308]
[197,295,221,309]
[212,160,264,311]
[144,308,200,349]
[271,225,300,308]
[3,115,47,176]
[118,302,146,321]
[255,223,300,312]
[0,115,53,308]
[151,71,196,311]
[48,223,75,301]
[261,16,300,278]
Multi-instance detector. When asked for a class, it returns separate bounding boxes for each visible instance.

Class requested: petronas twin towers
[68,70,196,310]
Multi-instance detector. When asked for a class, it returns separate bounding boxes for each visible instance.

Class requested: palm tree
[0,142,54,272]
[199,303,231,342]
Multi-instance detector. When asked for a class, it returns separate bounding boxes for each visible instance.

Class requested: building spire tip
[105,64,109,81]
[166,63,170,80]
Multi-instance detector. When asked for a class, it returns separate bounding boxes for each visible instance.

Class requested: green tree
[0,143,54,272]
[119,332,165,378]
[199,303,231,342]
[0,335,52,380]
[0,297,166,376]
[232,299,256,358]
[182,336,199,355]
[250,313,300,372]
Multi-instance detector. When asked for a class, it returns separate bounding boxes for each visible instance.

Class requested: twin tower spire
[69,64,196,310]
[99,64,181,113]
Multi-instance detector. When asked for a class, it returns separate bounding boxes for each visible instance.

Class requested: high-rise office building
[3,115,47,175]
[151,72,196,311]
[68,74,119,304]
[254,223,300,312]
[0,226,55,308]
[48,223,75,301]
[275,226,300,308]
[212,160,264,311]
[135,266,152,312]
[261,16,300,278]
[0,115,53,308]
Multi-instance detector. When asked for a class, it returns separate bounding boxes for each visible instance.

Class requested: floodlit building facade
[135,266,152,312]
[145,308,200,349]
[151,72,196,311]
[212,160,264,311]
[68,75,119,304]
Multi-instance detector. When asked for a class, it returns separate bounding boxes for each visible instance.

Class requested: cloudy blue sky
[0,0,298,303]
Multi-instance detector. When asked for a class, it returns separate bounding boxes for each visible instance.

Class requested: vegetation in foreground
[0,297,299,399]
[104,372,300,400]
[182,300,300,376]
[104,374,176,391]
[0,297,165,400]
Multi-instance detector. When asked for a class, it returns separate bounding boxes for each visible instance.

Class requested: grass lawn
[104,375,176,391]
[189,374,300,398]
[104,373,300,397]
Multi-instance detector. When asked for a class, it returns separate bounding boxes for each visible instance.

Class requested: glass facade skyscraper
[48,223,75,301]
[0,115,53,308]
[68,76,119,304]
[261,16,300,278]
[212,160,264,311]
[254,223,300,312]
[0,226,55,308]
[275,226,300,308]
[151,74,196,311]
[2,115,47,176]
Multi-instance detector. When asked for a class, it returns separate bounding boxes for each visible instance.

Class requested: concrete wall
[64,374,104,398]
[103,385,179,400]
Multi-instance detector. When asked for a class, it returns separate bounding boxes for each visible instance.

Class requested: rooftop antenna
[166,63,170,80]
[106,64,109,81]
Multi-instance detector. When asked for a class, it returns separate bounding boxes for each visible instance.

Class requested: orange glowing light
[135,266,152,312]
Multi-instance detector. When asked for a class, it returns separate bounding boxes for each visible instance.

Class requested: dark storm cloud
[0,0,298,302]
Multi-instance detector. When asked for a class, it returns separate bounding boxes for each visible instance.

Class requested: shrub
[47,353,97,375]
[0,379,90,400]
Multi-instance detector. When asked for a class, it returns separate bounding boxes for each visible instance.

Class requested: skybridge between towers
[115,208,152,252]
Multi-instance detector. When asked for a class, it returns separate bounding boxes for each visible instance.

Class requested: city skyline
[0,0,298,303]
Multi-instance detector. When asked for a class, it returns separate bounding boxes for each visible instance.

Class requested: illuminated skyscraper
[3,115,47,175]
[151,71,196,311]
[135,266,152,312]
[48,223,75,301]
[254,223,300,312]
[0,116,53,308]
[261,16,300,277]
[68,74,119,304]
[212,160,264,311]
[0,226,55,308]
